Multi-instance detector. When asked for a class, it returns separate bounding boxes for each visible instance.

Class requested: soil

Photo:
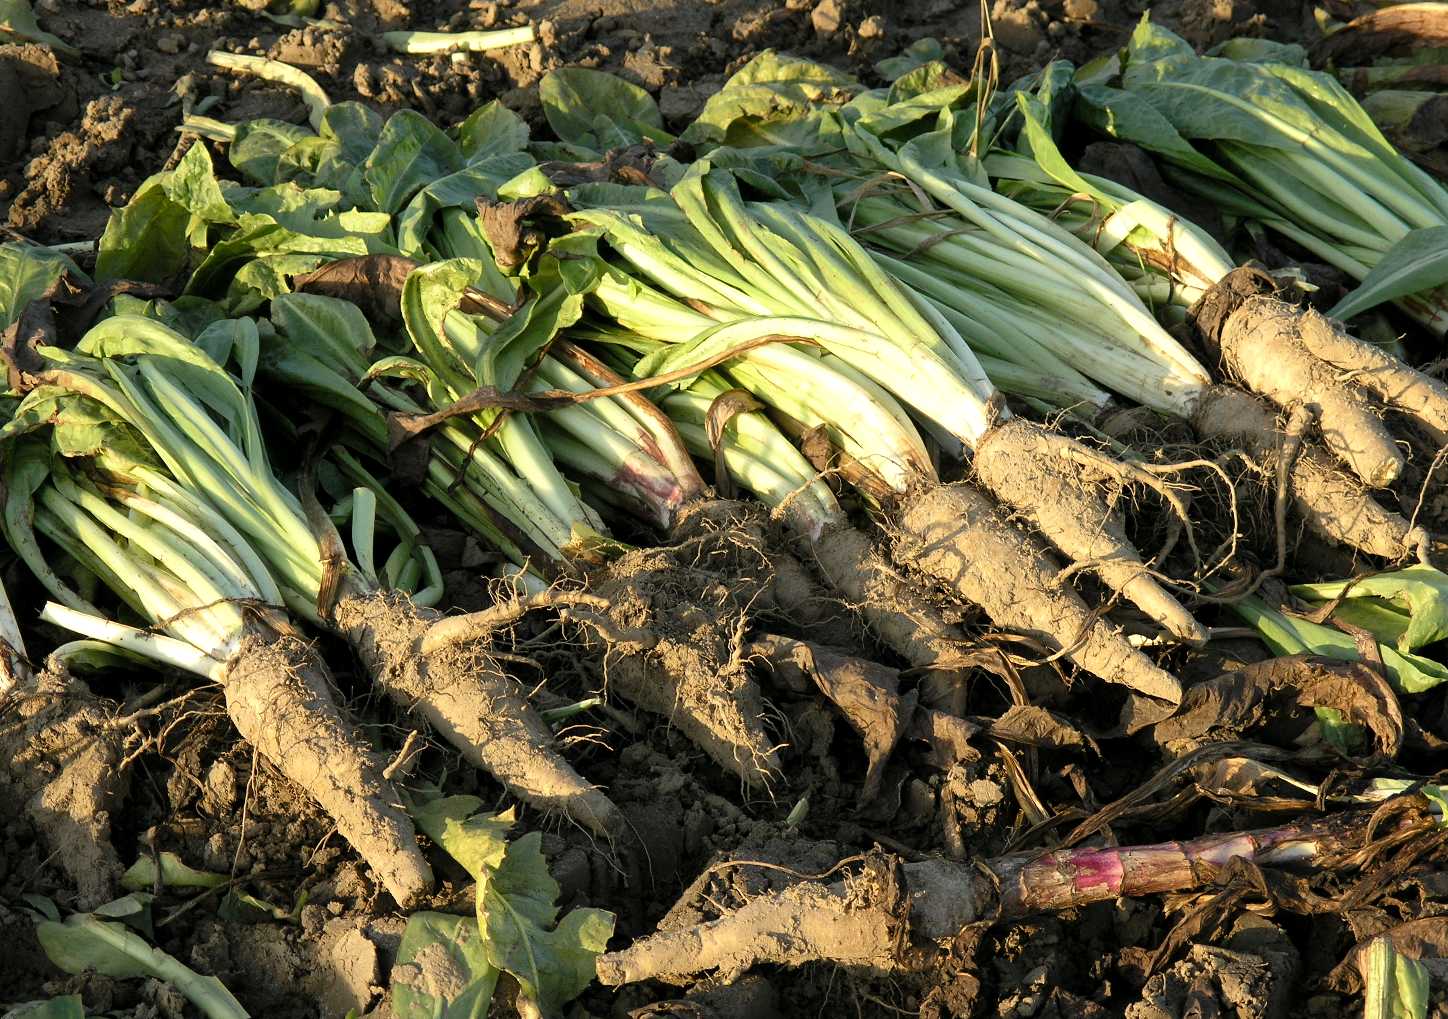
[2,0,1446,1017]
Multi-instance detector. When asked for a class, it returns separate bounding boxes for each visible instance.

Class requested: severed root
[562,499,783,785]
[1192,386,1428,561]
[974,418,1208,645]
[333,588,622,838]
[598,801,1442,985]
[1212,294,1405,487]
[807,522,977,674]
[0,667,127,909]
[223,630,433,908]
[892,483,1182,719]
[1296,308,1448,449]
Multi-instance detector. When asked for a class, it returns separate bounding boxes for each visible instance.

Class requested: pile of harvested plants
[2,6,1447,1018]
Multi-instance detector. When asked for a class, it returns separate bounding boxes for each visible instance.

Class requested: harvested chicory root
[1192,385,1429,561]
[597,799,1443,985]
[1295,308,1448,449]
[332,586,622,838]
[222,627,433,908]
[1194,272,1448,484]
[891,483,1182,722]
[0,666,127,909]
[973,417,1208,645]
[750,634,980,802]
[806,522,975,675]
[561,501,784,786]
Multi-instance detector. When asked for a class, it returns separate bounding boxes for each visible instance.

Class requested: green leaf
[1329,227,1448,321]
[875,37,944,83]
[0,244,75,330]
[270,291,377,379]
[476,831,613,1015]
[406,793,615,1017]
[120,852,227,892]
[395,160,534,259]
[409,795,511,880]
[229,120,315,186]
[364,110,464,215]
[162,144,235,226]
[539,68,664,153]
[391,912,499,1019]
[1360,937,1429,1019]
[1207,37,1308,65]
[1,995,87,1019]
[320,102,384,166]
[1291,566,1448,652]
[456,100,530,162]
[682,51,858,147]
[35,912,248,1019]
[399,258,484,394]
[0,0,77,56]
[95,180,191,284]
[1073,84,1243,185]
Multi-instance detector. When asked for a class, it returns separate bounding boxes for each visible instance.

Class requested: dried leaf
[1153,655,1403,759]
[474,195,571,272]
[705,388,763,499]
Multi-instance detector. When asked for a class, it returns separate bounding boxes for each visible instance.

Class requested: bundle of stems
[552,186,1186,709]
[0,321,436,905]
[260,259,803,786]
[1080,16,1448,332]
[829,81,1448,565]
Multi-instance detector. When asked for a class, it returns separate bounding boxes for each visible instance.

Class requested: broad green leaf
[227,252,349,313]
[184,214,371,297]
[476,830,613,1014]
[1329,227,1448,321]
[364,110,464,215]
[1073,84,1243,185]
[456,101,529,162]
[875,37,944,83]
[193,319,260,389]
[1121,15,1197,79]
[0,244,75,330]
[395,159,534,258]
[683,51,858,147]
[161,144,235,227]
[1360,937,1429,1019]
[229,120,315,186]
[1207,38,1308,65]
[539,68,664,153]
[472,282,584,392]
[270,292,376,379]
[222,182,390,243]
[391,912,498,1019]
[1,995,87,1019]
[409,795,614,1017]
[1015,94,1101,201]
[1292,566,1448,652]
[120,852,227,892]
[35,912,248,1019]
[95,180,191,283]
[320,102,384,166]
[0,0,77,56]
[399,259,484,394]
[409,795,511,880]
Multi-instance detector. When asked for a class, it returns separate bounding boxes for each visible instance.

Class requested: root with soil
[597,796,1446,985]
[332,582,624,838]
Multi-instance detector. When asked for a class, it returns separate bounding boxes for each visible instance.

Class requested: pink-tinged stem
[552,341,708,502]
[987,807,1414,917]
